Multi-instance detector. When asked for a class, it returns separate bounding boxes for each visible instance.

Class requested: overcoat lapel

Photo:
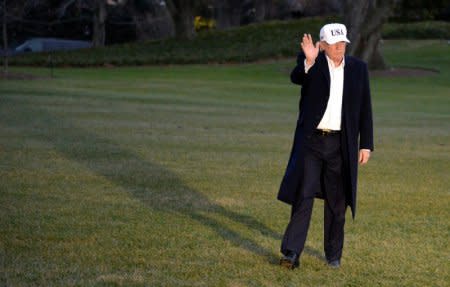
[342,56,352,118]
[317,53,331,88]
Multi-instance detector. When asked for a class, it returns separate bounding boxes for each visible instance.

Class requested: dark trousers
[281,132,346,262]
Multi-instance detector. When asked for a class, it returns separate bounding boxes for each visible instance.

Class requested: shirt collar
[325,54,345,69]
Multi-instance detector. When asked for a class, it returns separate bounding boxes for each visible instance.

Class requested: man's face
[321,41,347,64]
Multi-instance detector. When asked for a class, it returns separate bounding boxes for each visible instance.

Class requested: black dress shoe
[280,251,299,269]
[327,259,341,268]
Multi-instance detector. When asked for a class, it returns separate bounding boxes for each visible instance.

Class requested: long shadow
[3,95,291,262]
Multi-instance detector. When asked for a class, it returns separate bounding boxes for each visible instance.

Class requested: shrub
[7,18,449,67]
[383,21,450,39]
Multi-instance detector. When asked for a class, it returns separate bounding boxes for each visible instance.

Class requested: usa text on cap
[320,23,350,45]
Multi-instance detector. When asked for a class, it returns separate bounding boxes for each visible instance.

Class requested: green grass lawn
[1,40,449,286]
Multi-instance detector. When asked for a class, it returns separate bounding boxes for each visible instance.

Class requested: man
[277,23,373,269]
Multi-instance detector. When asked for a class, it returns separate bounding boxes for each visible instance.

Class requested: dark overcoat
[277,52,374,218]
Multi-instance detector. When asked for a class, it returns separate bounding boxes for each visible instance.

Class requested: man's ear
[319,41,325,51]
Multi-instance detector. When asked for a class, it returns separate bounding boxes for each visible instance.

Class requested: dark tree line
[2,0,449,71]
[3,0,448,43]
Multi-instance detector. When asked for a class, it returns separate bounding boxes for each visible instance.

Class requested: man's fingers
[302,33,312,45]
[301,34,308,45]
[300,34,306,47]
[359,156,366,165]
[361,156,367,165]
[359,150,370,165]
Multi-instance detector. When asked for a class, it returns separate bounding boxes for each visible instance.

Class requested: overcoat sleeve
[290,53,307,85]
[359,63,374,151]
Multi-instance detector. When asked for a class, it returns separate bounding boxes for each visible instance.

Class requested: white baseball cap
[319,23,350,44]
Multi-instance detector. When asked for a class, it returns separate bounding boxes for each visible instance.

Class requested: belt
[315,129,341,136]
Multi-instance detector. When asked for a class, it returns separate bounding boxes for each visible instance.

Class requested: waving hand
[301,34,320,65]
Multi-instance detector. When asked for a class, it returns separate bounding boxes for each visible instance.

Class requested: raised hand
[300,34,319,65]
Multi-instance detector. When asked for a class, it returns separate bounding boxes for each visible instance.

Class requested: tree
[166,0,195,39]
[343,0,397,70]
[2,0,46,74]
[2,0,7,75]
[299,0,341,16]
[254,0,273,22]
[125,0,174,41]
[58,0,127,47]
[58,0,107,46]
[214,0,241,29]
[92,0,107,46]
[393,0,450,21]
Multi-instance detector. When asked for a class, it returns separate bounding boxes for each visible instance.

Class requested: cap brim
[326,37,351,45]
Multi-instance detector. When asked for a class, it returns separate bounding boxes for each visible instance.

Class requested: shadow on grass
[4,97,310,264]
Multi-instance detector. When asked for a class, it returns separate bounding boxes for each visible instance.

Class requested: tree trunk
[128,1,174,41]
[214,0,241,30]
[167,0,195,39]
[303,0,340,16]
[3,0,8,75]
[93,0,107,47]
[343,0,395,70]
[134,15,174,42]
[254,0,273,22]
[173,2,194,39]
